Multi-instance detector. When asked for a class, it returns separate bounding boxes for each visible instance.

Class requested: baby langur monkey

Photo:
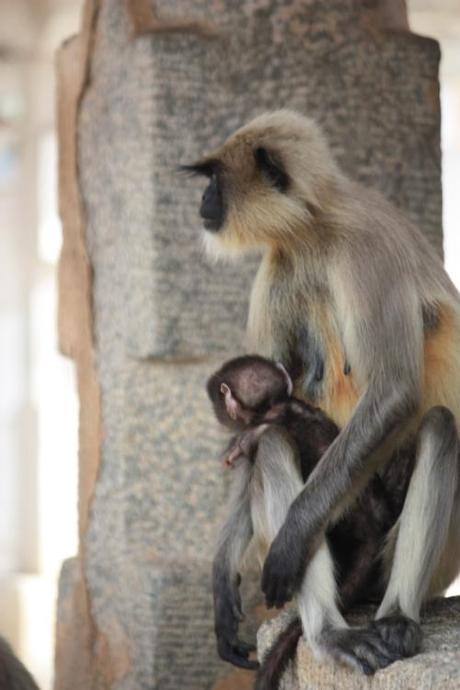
[209,354,335,472]
[207,355,411,687]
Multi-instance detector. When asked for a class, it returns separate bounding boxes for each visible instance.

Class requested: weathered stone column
[55,1,444,689]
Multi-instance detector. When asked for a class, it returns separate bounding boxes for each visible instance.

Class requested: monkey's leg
[254,431,344,688]
[253,429,344,630]
[213,459,258,669]
[297,540,416,676]
[373,406,459,654]
[255,430,402,677]
[323,407,458,672]
[309,407,459,674]
[251,429,306,543]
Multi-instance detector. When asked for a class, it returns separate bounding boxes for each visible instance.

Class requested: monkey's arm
[221,425,271,468]
[219,435,244,467]
[262,270,423,608]
[213,460,258,670]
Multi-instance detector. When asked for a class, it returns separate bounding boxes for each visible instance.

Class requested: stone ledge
[258,597,460,690]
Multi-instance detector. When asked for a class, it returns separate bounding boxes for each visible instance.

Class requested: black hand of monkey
[214,576,259,670]
[261,519,312,608]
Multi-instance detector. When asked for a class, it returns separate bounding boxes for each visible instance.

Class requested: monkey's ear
[178,160,218,178]
[254,147,289,192]
[220,383,241,421]
[276,362,293,396]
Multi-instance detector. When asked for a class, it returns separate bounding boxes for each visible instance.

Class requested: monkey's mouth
[199,174,224,231]
[203,218,223,232]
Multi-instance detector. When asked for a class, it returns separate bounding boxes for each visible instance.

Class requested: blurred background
[0,1,458,688]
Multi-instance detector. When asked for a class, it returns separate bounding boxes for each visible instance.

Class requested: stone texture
[57,555,263,690]
[54,559,98,690]
[89,557,262,690]
[85,359,232,562]
[258,597,460,690]
[55,1,445,689]
[80,356,264,688]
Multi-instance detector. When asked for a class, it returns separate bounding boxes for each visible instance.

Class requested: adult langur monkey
[183,110,460,673]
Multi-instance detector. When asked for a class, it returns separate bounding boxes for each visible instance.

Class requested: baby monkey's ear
[220,383,241,421]
[276,362,293,396]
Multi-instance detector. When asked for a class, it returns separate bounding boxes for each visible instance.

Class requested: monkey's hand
[220,440,245,468]
[214,574,259,670]
[262,498,323,609]
[261,522,309,608]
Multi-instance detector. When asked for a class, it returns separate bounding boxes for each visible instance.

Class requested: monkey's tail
[255,616,302,690]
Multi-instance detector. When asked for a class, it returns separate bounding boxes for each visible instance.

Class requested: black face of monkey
[200,173,224,231]
[181,145,290,236]
[180,160,224,231]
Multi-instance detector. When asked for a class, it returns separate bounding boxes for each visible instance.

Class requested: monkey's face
[206,355,293,431]
[183,110,339,257]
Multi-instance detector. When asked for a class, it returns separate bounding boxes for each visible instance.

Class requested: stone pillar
[54,2,442,689]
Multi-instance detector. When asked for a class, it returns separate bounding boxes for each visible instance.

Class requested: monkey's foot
[320,624,419,675]
[369,615,422,658]
[217,636,259,670]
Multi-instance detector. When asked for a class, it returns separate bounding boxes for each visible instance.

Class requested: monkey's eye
[254,147,289,192]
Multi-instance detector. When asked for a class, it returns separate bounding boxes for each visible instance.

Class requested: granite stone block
[258,597,460,690]
[85,359,232,563]
[84,555,262,690]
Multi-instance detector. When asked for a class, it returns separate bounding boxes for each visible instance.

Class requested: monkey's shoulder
[263,399,339,479]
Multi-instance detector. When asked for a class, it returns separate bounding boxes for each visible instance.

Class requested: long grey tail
[255,617,302,690]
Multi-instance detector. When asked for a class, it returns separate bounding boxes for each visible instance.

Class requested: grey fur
[202,111,460,678]
[214,428,348,673]
[214,459,253,573]
[293,323,325,403]
[212,460,258,670]
[378,406,459,619]
[212,408,459,680]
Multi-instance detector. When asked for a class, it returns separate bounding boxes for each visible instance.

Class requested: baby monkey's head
[182,110,341,257]
[207,355,293,431]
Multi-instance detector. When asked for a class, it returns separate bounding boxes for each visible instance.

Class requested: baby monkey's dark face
[206,355,293,431]
[180,159,225,231]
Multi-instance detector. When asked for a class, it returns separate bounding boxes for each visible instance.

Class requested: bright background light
[0,2,82,688]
